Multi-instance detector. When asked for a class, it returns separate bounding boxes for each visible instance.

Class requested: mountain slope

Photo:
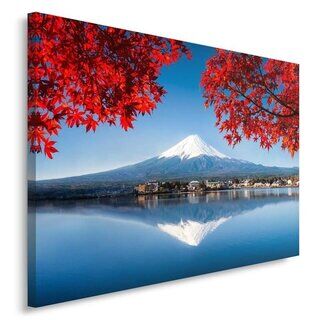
[39,134,298,184]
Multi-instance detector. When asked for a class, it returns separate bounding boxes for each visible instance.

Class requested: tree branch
[228,83,297,118]
[256,64,298,115]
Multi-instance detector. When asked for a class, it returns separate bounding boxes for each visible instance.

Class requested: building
[188,180,201,191]
[241,179,251,187]
[271,180,282,188]
[135,184,147,194]
[253,182,265,188]
[135,181,159,194]
[205,180,227,189]
[205,180,219,189]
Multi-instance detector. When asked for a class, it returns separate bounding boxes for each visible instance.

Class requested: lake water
[28,188,299,307]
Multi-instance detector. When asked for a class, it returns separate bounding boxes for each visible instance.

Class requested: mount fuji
[45,134,298,185]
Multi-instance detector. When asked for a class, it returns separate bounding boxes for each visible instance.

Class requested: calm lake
[28,188,299,307]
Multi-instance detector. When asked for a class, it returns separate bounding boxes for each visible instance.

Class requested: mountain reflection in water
[34,188,299,247]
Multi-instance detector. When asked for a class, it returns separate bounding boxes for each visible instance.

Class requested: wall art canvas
[28,12,299,307]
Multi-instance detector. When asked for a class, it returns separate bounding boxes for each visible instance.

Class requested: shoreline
[135,185,298,196]
[29,186,299,202]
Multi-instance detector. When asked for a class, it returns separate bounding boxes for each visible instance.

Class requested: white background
[1,0,319,319]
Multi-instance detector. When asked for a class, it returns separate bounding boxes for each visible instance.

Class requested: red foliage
[201,49,299,156]
[28,13,190,158]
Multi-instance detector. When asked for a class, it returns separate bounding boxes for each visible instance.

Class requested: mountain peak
[159,134,230,160]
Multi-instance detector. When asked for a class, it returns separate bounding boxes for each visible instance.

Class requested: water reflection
[33,188,298,247]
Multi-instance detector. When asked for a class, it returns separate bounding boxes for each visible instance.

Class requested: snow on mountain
[157,216,231,246]
[159,134,230,160]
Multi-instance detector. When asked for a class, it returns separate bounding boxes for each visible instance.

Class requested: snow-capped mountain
[159,135,230,160]
[41,134,298,184]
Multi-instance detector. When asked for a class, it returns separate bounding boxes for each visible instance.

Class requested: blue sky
[36,43,299,180]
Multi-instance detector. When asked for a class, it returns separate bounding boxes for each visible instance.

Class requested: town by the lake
[134,176,299,195]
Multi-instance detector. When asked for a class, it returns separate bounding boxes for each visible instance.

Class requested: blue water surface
[28,188,299,307]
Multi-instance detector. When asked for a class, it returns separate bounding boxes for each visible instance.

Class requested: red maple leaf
[43,139,58,159]
[28,13,191,158]
[201,49,299,156]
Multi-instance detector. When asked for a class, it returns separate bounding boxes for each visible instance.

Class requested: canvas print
[28,12,299,307]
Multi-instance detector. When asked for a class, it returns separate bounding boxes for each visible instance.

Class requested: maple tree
[28,13,190,158]
[201,49,299,156]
